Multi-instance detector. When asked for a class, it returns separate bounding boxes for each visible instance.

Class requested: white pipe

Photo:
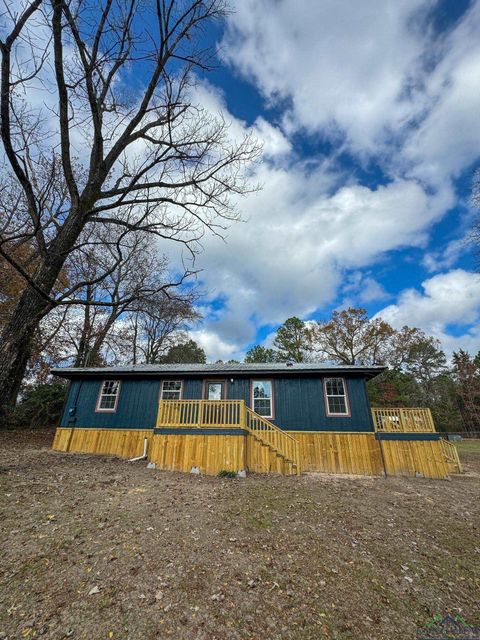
[129,437,148,462]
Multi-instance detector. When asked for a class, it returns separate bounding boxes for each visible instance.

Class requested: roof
[51,362,386,380]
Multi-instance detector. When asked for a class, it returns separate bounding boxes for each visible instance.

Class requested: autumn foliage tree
[245,308,476,432]
[309,307,394,365]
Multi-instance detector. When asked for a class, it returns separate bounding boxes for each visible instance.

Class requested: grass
[0,428,479,640]
[455,438,480,454]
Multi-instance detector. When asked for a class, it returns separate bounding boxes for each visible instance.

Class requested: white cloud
[166,77,460,359]
[221,0,432,154]
[189,328,244,362]
[193,159,452,352]
[221,0,480,189]
[402,2,480,186]
[422,236,472,272]
[375,270,480,355]
[342,272,390,305]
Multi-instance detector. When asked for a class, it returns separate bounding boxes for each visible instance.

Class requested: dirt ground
[0,430,479,640]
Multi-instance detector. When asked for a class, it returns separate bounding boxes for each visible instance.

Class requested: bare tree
[0,0,258,415]
[128,293,200,364]
[60,228,184,367]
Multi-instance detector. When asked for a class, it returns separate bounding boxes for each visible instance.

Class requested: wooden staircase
[244,406,301,475]
[156,399,301,475]
[440,438,462,474]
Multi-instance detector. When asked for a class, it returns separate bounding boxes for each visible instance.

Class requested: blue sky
[180,0,480,360]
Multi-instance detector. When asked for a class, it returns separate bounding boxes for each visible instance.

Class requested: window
[324,378,349,416]
[161,380,183,400]
[252,380,274,418]
[96,380,121,412]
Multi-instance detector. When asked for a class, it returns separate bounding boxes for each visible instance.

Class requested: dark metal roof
[51,362,386,379]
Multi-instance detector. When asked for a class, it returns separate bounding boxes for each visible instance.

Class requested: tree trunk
[0,286,52,419]
[87,309,119,365]
[0,212,85,419]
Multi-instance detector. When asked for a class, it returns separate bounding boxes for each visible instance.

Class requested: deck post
[240,400,247,430]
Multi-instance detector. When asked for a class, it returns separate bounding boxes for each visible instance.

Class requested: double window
[252,380,274,418]
[160,380,183,400]
[96,380,121,412]
[324,378,349,416]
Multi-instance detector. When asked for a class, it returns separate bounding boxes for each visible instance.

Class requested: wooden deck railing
[440,438,462,474]
[371,407,436,432]
[157,399,244,428]
[156,399,300,473]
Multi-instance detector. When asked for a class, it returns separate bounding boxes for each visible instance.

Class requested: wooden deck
[371,407,435,432]
[371,407,462,477]
[52,404,462,478]
[157,399,301,474]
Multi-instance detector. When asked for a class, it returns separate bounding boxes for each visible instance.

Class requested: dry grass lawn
[0,430,479,640]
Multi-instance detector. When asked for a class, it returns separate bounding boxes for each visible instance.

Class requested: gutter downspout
[129,437,148,462]
[66,380,83,453]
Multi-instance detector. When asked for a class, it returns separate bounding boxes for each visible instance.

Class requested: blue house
[52,362,459,478]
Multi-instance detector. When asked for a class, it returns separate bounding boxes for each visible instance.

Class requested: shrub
[217,470,237,478]
[10,382,67,428]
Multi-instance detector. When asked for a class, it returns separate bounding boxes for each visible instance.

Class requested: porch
[52,403,462,478]
[371,407,462,475]
[154,401,462,477]
[156,399,301,474]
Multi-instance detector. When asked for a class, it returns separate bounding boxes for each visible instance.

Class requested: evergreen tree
[244,345,279,363]
[273,317,310,362]
[159,340,206,364]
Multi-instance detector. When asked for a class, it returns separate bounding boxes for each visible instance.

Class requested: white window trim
[251,379,274,419]
[160,380,183,400]
[324,377,350,417]
[96,380,121,413]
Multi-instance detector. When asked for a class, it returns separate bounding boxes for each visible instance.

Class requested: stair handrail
[156,399,301,474]
[244,406,301,474]
[440,438,462,473]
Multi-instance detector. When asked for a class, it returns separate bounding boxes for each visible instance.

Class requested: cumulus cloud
[166,0,480,360]
[167,73,469,358]
[375,270,480,355]
[402,2,480,186]
[193,156,452,350]
[221,0,480,188]
[189,328,244,362]
[221,0,430,154]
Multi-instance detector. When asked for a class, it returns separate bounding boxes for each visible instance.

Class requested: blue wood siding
[61,378,160,429]
[268,376,373,432]
[62,374,374,432]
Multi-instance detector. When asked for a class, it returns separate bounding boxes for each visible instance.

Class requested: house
[51,362,461,479]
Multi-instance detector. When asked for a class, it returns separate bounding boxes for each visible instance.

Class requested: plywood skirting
[149,434,245,475]
[286,432,385,476]
[379,439,448,479]
[53,427,451,479]
[52,427,153,459]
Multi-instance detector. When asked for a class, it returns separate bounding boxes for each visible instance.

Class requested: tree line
[245,309,480,434]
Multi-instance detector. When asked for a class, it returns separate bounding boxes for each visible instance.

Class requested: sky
[174,0,480,361]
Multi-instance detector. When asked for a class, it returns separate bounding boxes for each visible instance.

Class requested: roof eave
[51,365,387,380]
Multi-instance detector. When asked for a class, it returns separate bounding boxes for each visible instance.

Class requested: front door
[205,380,226,400]
[204,380,226,425]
